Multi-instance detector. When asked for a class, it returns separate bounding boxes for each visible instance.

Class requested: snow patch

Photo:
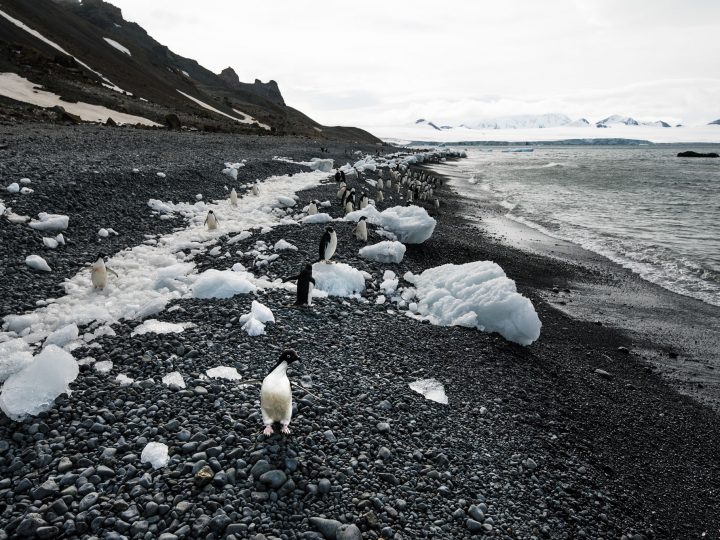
[29,212,69,231]
[103,37,131,55]
[131,319,192,336]
[191,269,257,299]
[301,213,333,224]
[312,262,365,297]
[273,239,297,251]
[359,241,406,264]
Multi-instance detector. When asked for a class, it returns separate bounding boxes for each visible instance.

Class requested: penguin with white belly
[284,263,316,306]
[318,226,337,262]
[376,189,384,203]
[205,210,219,230]
[91,252,118,290]
[230,188,238,206]
[261,349,301,435]
[354,216,368,242]
[307,200,318,215]
[359,192,369,209]
[251,184,260,196]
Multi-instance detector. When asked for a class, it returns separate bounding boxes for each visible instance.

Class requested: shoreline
[429,158,720,411]
[0,125,719,539]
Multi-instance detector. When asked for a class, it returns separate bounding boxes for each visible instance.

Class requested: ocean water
[448,146,720,307]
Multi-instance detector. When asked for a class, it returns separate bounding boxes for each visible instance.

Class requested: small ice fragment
[206,366,241,380]
[25,255,51,272]
[140,442,169,469]
[409,378,448,405]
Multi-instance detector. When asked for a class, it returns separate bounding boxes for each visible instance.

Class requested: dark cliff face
[219,68,285,106]
[0,0,378,142]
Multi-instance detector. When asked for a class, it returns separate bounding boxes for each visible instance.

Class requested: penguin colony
[87,158,443,436]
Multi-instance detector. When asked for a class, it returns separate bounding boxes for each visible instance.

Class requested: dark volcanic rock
[677,150,719,158]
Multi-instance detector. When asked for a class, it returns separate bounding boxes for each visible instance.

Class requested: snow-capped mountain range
[414,113,718,131]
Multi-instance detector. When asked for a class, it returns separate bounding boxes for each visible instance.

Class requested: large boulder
[164,113,181,130]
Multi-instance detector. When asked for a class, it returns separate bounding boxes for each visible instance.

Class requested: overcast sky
[112,0,720,127]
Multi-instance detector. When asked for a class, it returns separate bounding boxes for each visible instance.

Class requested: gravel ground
[0,124,719,540]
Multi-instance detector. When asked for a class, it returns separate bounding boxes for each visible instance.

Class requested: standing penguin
[230,188,238,206]
[434,198,440,210]
[285,263,316,306]
[204,210,219,230]
[354,216,368,242]
[318,226,337,262]
[376,190,384,203]
[337,183,347,200]
[377,178,384,190]
[261,349,300,435]
[251,184,260,196]
[307,200,318,215]
[91,252,118,290]
[359,192,369,209]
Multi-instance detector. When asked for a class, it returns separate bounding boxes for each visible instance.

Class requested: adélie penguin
[91,252,118,290]
[261,349,300,435]
[359,192,369,209]
[204,210,219,230]
[307,200,318,215]
[251,184,260,196]
[376,189,384,203]
[230,188,238,205]
[354,216,368,242]
[284,263,316,306]
[318,225,337,262]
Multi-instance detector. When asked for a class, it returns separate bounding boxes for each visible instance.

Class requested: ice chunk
[98,228,109,237]
[380,270,399,295]
[409,378,448,405]
[19,178,31,184]
[162,371,185,388]
[308,158,334,172]
[227,230,252,244]
[345,205,435,244]
[131,319,191,336]
[206,366,241,380]
[147,199,174,214]
[0,339,33,382]
[301,213,333,224]
[20,187,33,194]
[116,373,134,386]
[312,262,365,297]
[273,239,297,251]
[375,295,386,305]
[276,195,296,208]
[157,172,166,178]
[359,241,406,264]
[94,360,113,373]
[44,323,79,348]
[6,182,19,193]
[134,298,168,320]
[241,316,266,336]
[140,442,169,469]
[0,345,79,421]
[249,300,274,323]
[191,269,257,299]
[42,237,58,249]
[25,254,51,272]
[406,261,541,345]
[29,212,69,231]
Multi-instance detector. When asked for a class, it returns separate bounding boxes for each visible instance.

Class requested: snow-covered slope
[461,114,572,130]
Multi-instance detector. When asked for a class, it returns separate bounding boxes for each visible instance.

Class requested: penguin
[318,226,337,262]
[307,200,318,216]
[204,210,219,230]
[385,178,392,190]
[354,216,368,242]
[230,188,238,206]
[337,183,347,200]
[285,263,316,306]
[434,198,440,210]
[261,349,300,435]
[91,252,118,290]
[251,184,260,196]
[344,200,354,215]
[359,193,369,209]
[377,178,384,190]
[376,190,384,203]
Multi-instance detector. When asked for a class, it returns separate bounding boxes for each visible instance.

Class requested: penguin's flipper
[107,267,119,277]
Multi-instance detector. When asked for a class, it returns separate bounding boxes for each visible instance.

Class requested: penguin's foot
[281,424,291,435]
[263,425,274,436]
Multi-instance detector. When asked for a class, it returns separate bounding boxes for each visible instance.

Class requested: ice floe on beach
[359,241,406,264]
[25,255,52,272]
[405,261,541,345]
[409,378,448,405]
[206,366,242,380]
[131,319,193,336]
[239,300,275,336]
[162,371,186,389]
[302,213,333,224]
[345,205,436,244]
[29,212,69,231]
[0,345,78,421]
[312,262,366,297]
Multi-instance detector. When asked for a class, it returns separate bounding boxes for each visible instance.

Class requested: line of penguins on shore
[87,166,443,435]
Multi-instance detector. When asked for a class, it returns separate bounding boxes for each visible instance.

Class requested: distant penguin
[344,200,354,215]
[91,252,117,290]
[337,183,347,199]
[354,216,368,242]
[230,188,238,206]
[261,349,300,435]
[377,190,384,203]
[319,225,337,262]
[205,210,218,230]
[285,263,316,306]
[359,193,369,209]
[307,200,318,215]
[251,184,260,196]
[434,198,440,210]
[377,178,384,190]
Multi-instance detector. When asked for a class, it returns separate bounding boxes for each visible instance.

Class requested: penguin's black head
[325,226,335,233]
[96,252,106,261]
[270,349,300,373]
[304,263,313,272]
[359,216,367,222]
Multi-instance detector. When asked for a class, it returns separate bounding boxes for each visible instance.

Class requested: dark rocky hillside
[0,0,379,142]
